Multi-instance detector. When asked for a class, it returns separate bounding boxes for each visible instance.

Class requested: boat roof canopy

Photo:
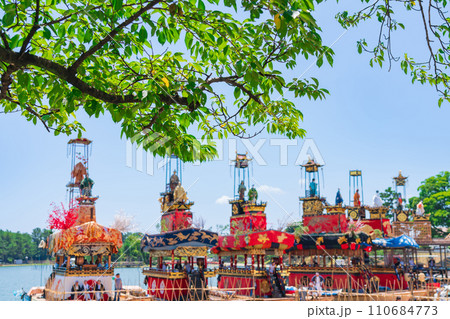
[141,228,218,252]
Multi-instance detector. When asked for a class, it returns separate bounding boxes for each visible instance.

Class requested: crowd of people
[69,279,106,301]
[55,255,110,271]
[68,273,123,301]
[157,259,205,273]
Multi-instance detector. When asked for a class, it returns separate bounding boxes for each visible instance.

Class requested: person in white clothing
[83,280,91,301]
[373,190,383,207]
[313,273,323,296]
[269,262,276,275]
[416,201,425,216]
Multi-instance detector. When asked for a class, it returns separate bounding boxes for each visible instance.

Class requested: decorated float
[286,160,418,295]
[211,153,295,298]
[141,155,218,300]
[42,138,123,301]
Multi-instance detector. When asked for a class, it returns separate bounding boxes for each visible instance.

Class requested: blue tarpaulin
[372,235,419,249]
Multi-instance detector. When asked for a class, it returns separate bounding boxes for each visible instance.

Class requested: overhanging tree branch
[20,0,40,55]
[0,46,195,107]
[69,0,162,73]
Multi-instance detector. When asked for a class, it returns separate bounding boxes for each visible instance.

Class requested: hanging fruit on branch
[48,201,79,230]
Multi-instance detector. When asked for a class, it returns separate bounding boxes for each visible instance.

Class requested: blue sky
[1,3,449,233]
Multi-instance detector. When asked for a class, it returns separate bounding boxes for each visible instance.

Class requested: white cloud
[256,185,284,195]
[215,195,232,205]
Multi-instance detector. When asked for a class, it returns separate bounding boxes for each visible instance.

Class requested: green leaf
[43,27,51,39]
[316,56,323,67]
[325,53,333,66]
[234,87,240,99]
[112,0,123,11]
[157,31,166,45]
[138,26,148,43]
[3,12,15,27]
[185,32,193,49]
[198,0,205,12]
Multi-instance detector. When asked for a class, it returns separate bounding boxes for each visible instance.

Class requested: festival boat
[285,159,419,297]
[141,155,218,300]
[211,154,295,298]
[40,138,123,301]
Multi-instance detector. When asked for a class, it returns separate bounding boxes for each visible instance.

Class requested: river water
[0,265,146,301]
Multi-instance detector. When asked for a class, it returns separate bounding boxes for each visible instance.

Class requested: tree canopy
[1,1,449,161]
[0,228,52,263]
[0,0,332,161]
[380,186,400,219]
[408,171,450,234]
[113,232,148,262]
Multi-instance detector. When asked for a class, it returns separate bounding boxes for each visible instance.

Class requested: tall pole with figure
[349,170,364,206]
[301,157,322,198]
[348,170,365,220]
[229,153,266,233]
[141,155,217,301]
[299,158,325,218]
[158,155,192,232]
[66,138,92,208]
[393,170,408,208]
[393,170,410,222]
[232,152,251,200]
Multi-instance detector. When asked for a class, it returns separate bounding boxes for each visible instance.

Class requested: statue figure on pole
[170,170,180,192]
[174,182,188,204]
[353,189,361,207]
[80,174,94,197]
[71,162,87,185]
[373,190,382,207]
[238,181,246,201]
[397,193,403,211]
[335,188,343,206]
[309,178,317,197]
[248,185,258,204]
[416,201,425,216]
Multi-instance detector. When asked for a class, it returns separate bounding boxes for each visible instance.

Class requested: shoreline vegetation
[0,261,147,268]
[0,229,152,266]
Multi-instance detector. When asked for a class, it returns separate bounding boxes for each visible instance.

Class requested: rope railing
[42,283,259,301]
[38,265,450,301]
[39,280,450,301]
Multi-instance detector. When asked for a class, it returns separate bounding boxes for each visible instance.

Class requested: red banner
[161,211,193,233]
[212,230,294,253]
[230,213,266,234]
[303,215,348,234]
[359,219,392,237]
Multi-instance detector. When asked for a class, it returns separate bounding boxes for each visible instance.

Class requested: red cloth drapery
[211,230,294,253]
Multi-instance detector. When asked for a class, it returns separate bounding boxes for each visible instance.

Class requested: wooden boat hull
[143,269,214,300]
[146,275,189,300]
[288,267,408,291]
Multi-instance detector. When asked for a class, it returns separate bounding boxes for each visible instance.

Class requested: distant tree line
[112,232,148,263]
[0,228,52,264]
[0,229,149,265]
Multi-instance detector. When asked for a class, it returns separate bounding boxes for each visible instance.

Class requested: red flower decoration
[48,201,79,230]
[316,245,326,250]
[364,246,372,252]
[341,243,349,250]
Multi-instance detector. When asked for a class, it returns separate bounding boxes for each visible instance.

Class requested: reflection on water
[0,265,146,301]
